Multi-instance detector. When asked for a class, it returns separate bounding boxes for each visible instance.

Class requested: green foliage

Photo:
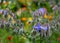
[20,11,32,18]
[0,0,60,43]
[40,2,52,12]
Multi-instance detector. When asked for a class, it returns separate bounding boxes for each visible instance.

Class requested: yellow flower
[26,21,31,25]
[43,14,48,19]
[26,17,32,25]
[28,17,32,21]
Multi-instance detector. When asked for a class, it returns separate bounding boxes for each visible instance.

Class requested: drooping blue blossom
[33,23,41,31]
[40,23,49,31]
[38,8,46,15]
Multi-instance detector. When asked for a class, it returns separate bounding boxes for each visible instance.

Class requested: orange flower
[7,36,12,41]
[48,16,52,21]
[20,17,27,21]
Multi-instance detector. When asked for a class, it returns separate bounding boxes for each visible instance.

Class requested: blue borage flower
[38,8,46,15]
[41,23,48,31]
[40,26,48,31]
[33,23,41,31]
[31,8,46,17]
[33,23,49,31]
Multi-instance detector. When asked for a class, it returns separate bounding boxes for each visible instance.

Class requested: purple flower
[33,23,41,31]
[41,26,48,31]
[40,23,49,31]
[38,8,46,15]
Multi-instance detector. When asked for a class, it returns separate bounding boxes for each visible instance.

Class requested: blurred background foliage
[0,0,60,43]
